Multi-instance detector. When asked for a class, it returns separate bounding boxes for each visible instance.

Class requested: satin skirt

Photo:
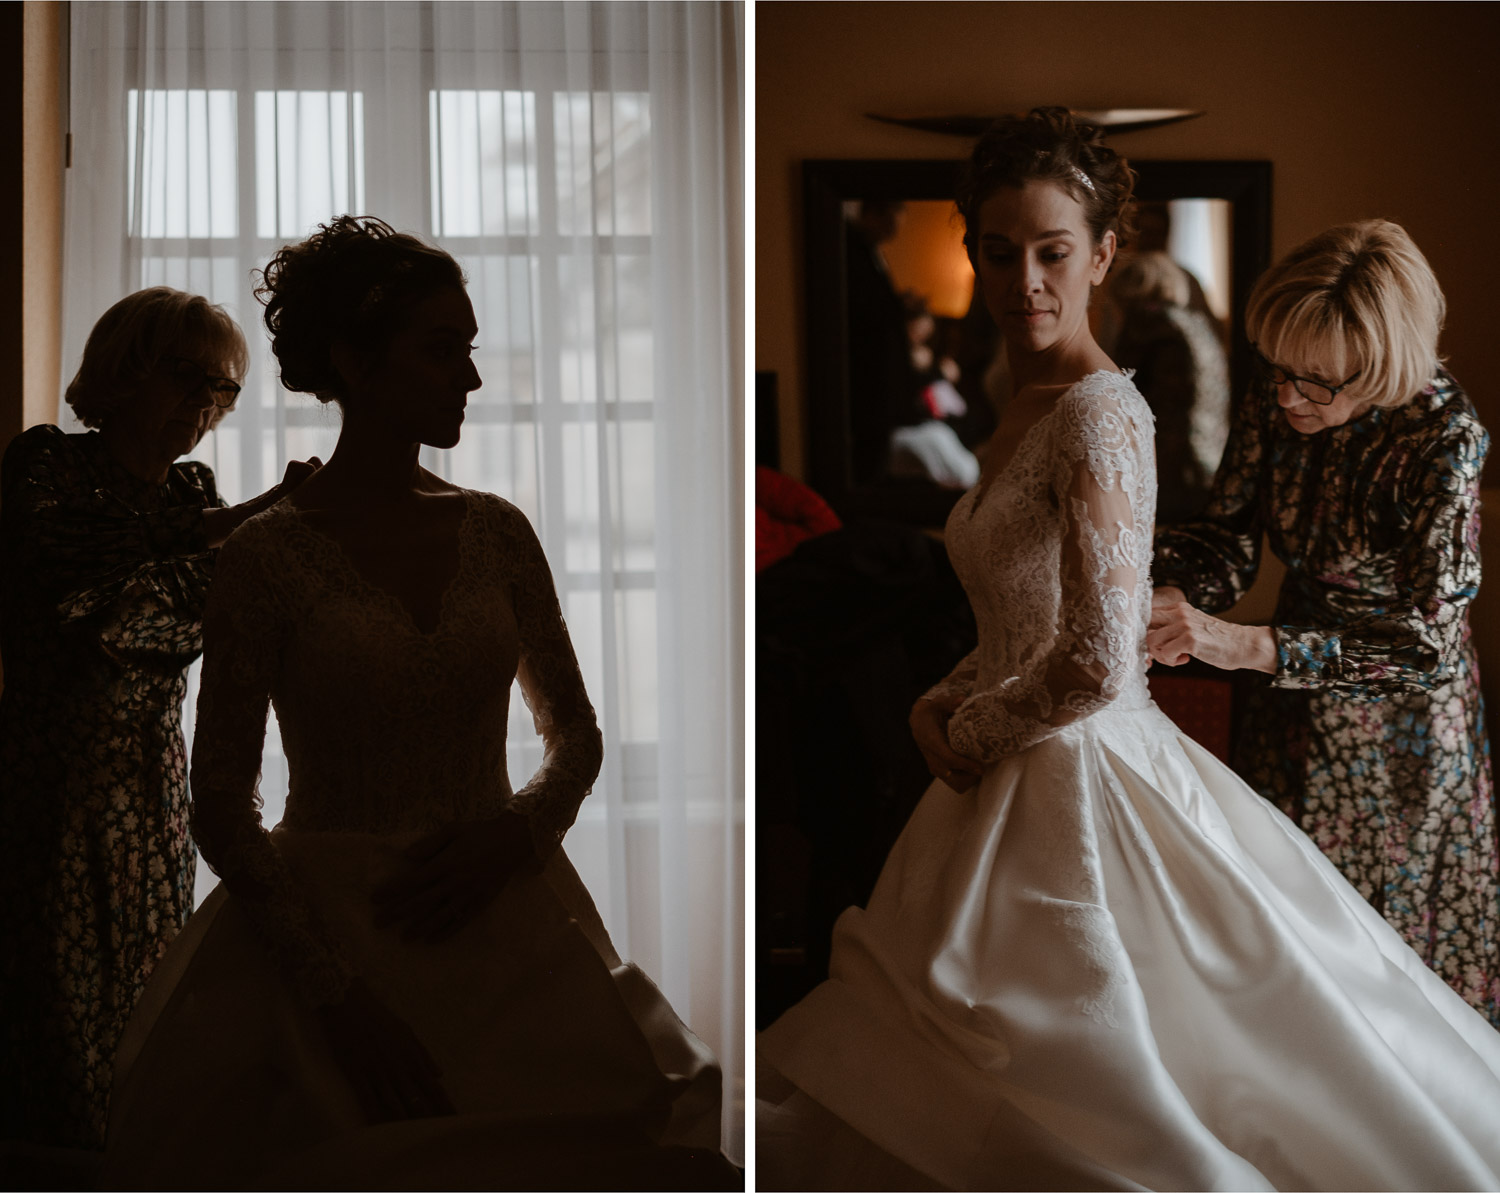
[100,833,730,1190]
[758,703,1500,1192]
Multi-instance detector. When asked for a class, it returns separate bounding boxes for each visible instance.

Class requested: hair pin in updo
[1070,166,1096,196]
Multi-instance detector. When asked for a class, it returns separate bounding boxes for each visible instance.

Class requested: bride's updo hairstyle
[256,214,467,404]
[956,106,1137,267]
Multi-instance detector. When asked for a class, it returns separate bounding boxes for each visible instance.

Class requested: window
[124,77,669,933]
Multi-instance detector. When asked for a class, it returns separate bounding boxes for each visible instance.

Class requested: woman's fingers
[1146,628,1192,666]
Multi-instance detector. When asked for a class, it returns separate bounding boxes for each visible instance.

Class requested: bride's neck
[313,415,425,504]
[1007,326,1111,394]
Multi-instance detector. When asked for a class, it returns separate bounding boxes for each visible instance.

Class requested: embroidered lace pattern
[189,491,603,1006]
[927,371,1156,763]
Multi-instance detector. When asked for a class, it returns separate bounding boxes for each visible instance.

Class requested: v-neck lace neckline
[966,369,1129,520]
[283,491,477,638]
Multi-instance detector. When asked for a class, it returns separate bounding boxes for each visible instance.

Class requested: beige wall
[758,1,1500,479]
[23,0,67,434]
[1,0,67,464]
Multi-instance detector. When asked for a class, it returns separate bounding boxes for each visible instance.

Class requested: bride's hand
[1147,597,1277,673]
[372,812,537,942]
[910,693,984,793]
[316,977,455,1123]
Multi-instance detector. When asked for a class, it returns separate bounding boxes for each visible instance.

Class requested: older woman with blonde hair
[1150,219,1497,1026]
[0,287,316,1155]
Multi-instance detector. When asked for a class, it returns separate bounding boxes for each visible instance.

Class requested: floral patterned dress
[1154,368,1499,1026]
[0,424,220,1148]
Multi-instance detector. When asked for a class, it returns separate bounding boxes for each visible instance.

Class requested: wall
[1,1,67,463]
[757,0,1500,479]
[1,1,68,696]
[23,1,67,436]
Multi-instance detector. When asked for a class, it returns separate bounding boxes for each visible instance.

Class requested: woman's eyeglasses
[1251,345,1361,406]
[169,356,242,408]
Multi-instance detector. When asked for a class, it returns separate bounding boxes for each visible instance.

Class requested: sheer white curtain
[63,0,744,1156]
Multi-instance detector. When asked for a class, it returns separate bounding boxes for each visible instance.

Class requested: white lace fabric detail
[189,491,603,1006]
[932,371,1156,764]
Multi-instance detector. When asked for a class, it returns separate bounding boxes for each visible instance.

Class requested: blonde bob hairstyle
[1245,220,1445,410]
[65,287,249,429]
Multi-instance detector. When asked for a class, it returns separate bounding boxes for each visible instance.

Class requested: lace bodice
[928,371,1156,762]
[189,491,603,1004]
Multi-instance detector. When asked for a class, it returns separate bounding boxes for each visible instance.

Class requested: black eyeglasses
[1251,345,1361,407]
[168,356,242,408]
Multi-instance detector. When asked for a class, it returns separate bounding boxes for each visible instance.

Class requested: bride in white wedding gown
[757,109,1500,1192]
[99,218,735,1190]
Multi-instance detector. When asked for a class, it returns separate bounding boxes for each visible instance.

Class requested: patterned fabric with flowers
[0,424,220,1148]
[1154,368,1499,1027]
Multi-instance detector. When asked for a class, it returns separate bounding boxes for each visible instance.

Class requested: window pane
[559,420,654,574]
[127,89,238,238]
[255,91,367,240]
[614,588,657,743]
[445,423,539,518]
[468,254,540,408]
[137,255,243,307]
[554,92,651,237]
[556,254,652,404]
[430,90,538,237]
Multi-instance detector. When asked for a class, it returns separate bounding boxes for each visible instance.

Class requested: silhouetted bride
[101,217,735,1190]
[758,109,1500,1192]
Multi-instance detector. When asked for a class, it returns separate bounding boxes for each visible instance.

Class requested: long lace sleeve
[948,385,1152,764]
[1,425,220,628]
[189,518,354,1006]
[1273,414,1488,692]
[1152,384,1267,613]
[492,501,604,861]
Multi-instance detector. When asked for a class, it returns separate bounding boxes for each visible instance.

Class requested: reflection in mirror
[845,194,1236,523]
[806,160,1271,529]
[1102,198,1233,522]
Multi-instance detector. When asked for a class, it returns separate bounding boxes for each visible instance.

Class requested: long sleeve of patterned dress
[500,508,605,861]
[1271,415,1487,692]
[1,425,220,628]
[188,520,355,1007]
[1152,386,1265,614]
[947,385,1153,764]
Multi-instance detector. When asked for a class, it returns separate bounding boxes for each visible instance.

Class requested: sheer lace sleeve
[488,500,604,861]
[189,517,354,1006]
[948,382,1152,764]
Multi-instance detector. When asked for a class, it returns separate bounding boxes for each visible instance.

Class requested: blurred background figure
[845,199,921,488]
[889,294,980,490]
[1109,250,1230,522]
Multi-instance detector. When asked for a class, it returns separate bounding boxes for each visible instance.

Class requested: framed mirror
[803,158,1272,525]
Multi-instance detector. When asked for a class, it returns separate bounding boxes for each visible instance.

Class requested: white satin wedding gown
[99,493,730,1190]
[758,371,1500,1192]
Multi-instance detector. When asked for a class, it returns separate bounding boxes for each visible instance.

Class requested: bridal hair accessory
[1070,166,1097,195]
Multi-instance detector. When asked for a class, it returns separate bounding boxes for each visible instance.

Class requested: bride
[100,217,735,1189]
[757,108,1500,1191]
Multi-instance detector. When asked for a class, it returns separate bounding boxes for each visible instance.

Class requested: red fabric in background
[1148,672,1234,763]
[756,467,842,572]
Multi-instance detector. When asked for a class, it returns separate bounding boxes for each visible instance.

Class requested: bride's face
[974,180,1114,357]
[345,287,483,449]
